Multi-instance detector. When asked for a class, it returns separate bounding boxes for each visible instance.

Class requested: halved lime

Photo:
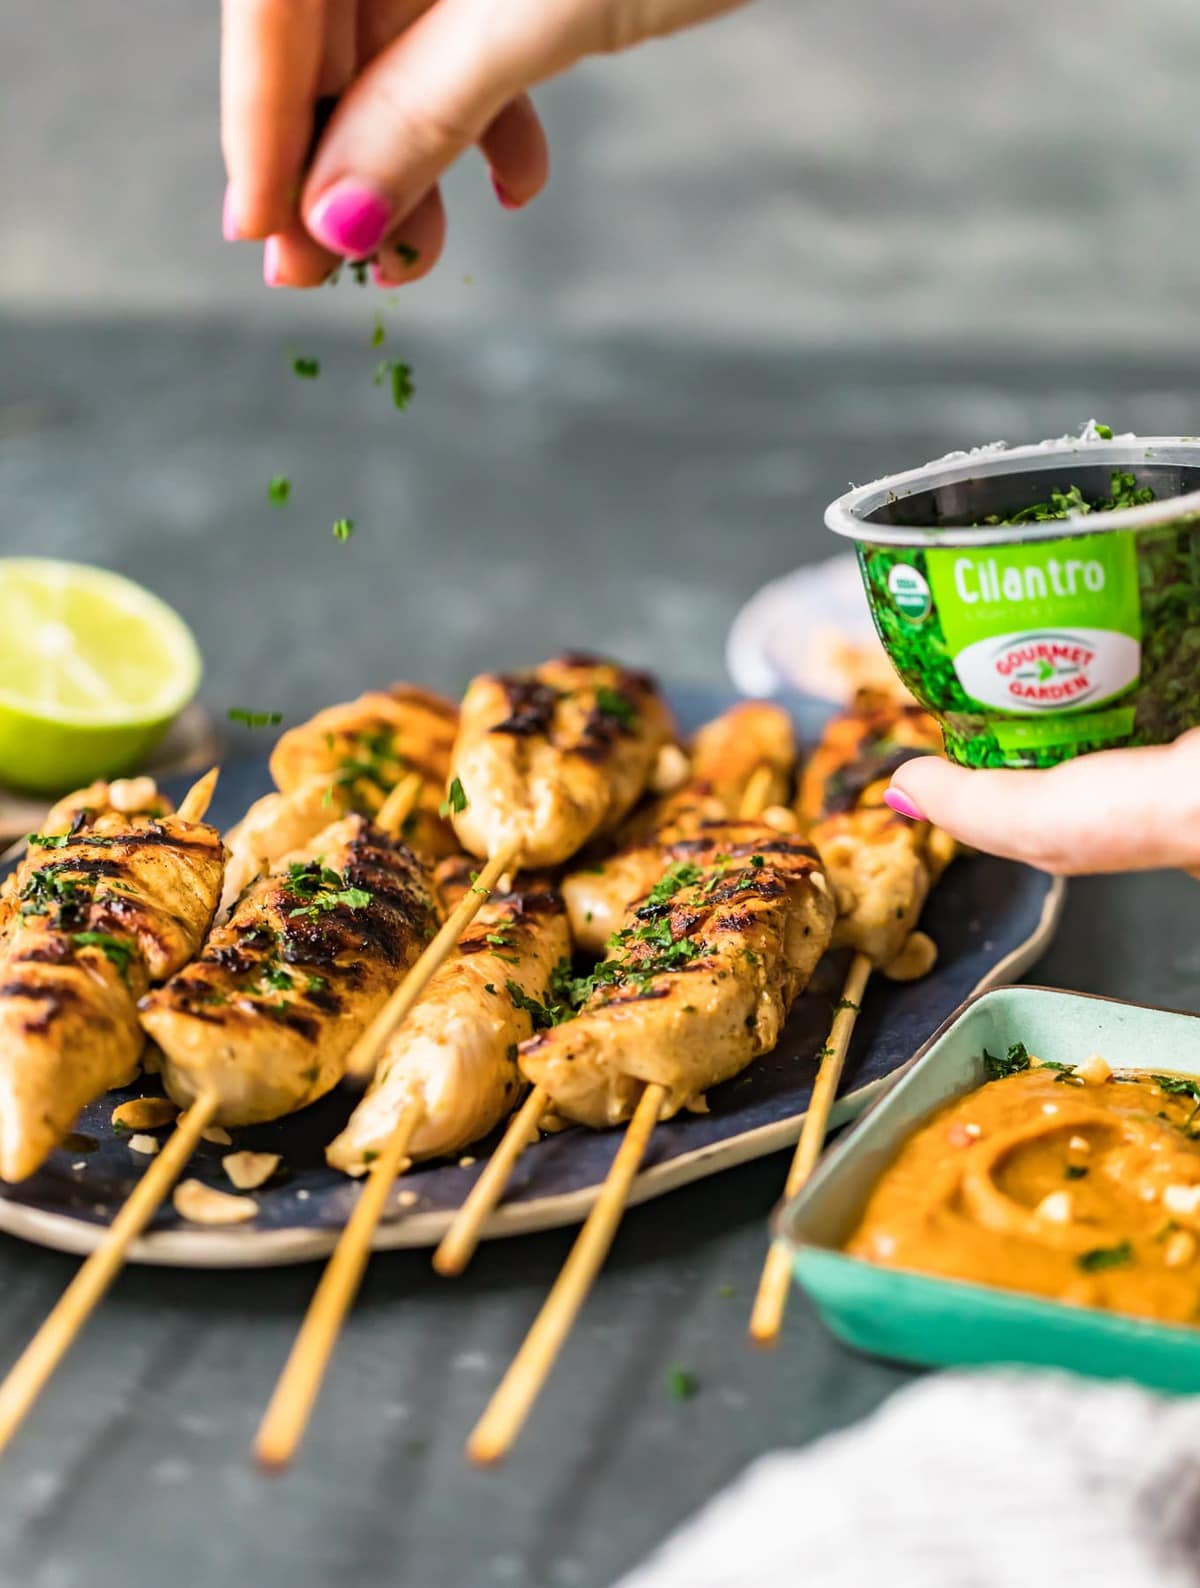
[0,559,202,794]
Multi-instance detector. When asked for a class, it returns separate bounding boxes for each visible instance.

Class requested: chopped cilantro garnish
[71,931,136,981]
[1094,422,1114,439]
[228,707,283,730]
[1064,1165,1088,1180]
[1077,1241,1134,1273]
[371,316,386,349]
[666,1367,697,1401]
[1151,1075,1200,1100]
[291,356,320,379]
[394,243,419,267]
[27,833,69,849]
[267,475,291,507]
[374,358,414,411]
[439,777,468,817]
[332,518,355,543]
[982,1042,1032,1081]
[505,978,572,1030]
[644,861,702,908]
[594,684,637,730]
[285,862,372,919]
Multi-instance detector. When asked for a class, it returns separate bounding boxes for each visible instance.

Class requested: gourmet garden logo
[952,628,1141,715]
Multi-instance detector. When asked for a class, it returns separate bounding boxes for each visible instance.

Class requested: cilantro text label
[951,554,1107,605]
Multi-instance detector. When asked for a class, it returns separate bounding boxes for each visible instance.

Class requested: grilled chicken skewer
[143,811,440,1126]
[563,700,795,953]
[0,772,225,1183]
[327,860,570,1173]
[343,655,673,1083]
[256,859,572,1469]
[468,819,836,1462]
[434,706,796,1279]
[222,684,458,914]
[0,768,226,1456]
[750,689,954,1344]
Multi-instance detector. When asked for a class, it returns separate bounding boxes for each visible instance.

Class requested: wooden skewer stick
[254,1097,424,1470]
[748,949,873,1346]
[375,771,423,836]
[177,766,221,825]
[0,1091,220,1457]
[343,841,520,1082]
[433,763,782,1279]
[433,1083,550,1277]
[468,1082,666,1465]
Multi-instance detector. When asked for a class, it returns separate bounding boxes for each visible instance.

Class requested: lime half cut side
[0,559,202,794]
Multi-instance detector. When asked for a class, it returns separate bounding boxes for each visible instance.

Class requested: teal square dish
[778,985,1200,1393]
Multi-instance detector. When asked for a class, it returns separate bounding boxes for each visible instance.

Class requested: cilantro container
[825,435,1200,767]
[778,986,1200,1393]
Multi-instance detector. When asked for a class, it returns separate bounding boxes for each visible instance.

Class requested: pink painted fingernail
[884,789,925,822]
[307,179,392,258]
[263,237,283,287]
[492,174,521,210]
[222,185,241,241]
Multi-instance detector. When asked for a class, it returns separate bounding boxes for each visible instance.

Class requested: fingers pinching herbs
[221,0,328,240]
[887,730,1200,878]
[479,95,550,211]
[371,188,448,286]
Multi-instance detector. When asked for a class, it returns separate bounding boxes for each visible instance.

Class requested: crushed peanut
[1075,1052,1112,1086]
[173,1179,257,1225]
[762,805,799,834]
[112,1097,178,1132]
[649,743,690,794]
[396,1190,419,1209]
[458,1156,476,1169]
[222,1151,280,1191]
[128,1134,160,1156]
[1034,1190,1072,1224]
[1068,1134,1091,1154]
[109,776,159,814]
[1165,1229,1198,1269]
[1163,1184,1200,1219]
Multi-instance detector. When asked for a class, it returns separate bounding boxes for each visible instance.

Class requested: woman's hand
[884,729,1200,877]
[221,0,748,287]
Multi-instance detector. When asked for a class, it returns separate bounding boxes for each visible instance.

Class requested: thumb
[301,0,579,258]
[886,730,1200,876]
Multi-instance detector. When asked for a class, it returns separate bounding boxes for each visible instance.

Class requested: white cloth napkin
[617,1371,1200,1588]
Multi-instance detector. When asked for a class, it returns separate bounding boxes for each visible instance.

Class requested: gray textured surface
[3,0,1200,1580]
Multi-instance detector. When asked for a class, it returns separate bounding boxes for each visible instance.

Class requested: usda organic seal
[886,564,931,623]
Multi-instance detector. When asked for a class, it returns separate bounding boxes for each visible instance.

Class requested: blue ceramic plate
[0,686,1064,1266]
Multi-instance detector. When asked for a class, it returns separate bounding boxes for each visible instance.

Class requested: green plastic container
[825,435,1200,768]
[779,985,1200,1393]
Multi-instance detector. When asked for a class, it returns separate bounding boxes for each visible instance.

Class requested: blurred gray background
[3,9,1200,1588]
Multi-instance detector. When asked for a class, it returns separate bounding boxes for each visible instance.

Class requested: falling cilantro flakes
[439,777,469,817]
[228,707,283,730]
[371,316,386,349]
[332,518,355,543]
[374,358,415,411]
[291,356,320,379]
[666,1367,698,1401]
[267,475,291,507]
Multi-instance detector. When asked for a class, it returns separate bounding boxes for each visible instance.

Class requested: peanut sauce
[845,1062,1200,1324]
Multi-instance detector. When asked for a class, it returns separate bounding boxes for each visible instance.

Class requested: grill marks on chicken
[450,655,674,868]
[563,702,797,952]
[222,684,459,913]
[142,816,439,1127]
[326,883,570,1174]
[521,823,836,1129]
[801,695,954,969]
[0,793,225,1182]
[796,687,944,826]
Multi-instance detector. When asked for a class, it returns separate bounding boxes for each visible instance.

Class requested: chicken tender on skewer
[142,816,439,1126]
[796,686,944,829]
[326,878,570,1174]
[522,822,836,1129]
[0,782,225,1182]
[222,684,459,913]
[801,695,955,975]
[563,701,796,953]
[450,654,674,870]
